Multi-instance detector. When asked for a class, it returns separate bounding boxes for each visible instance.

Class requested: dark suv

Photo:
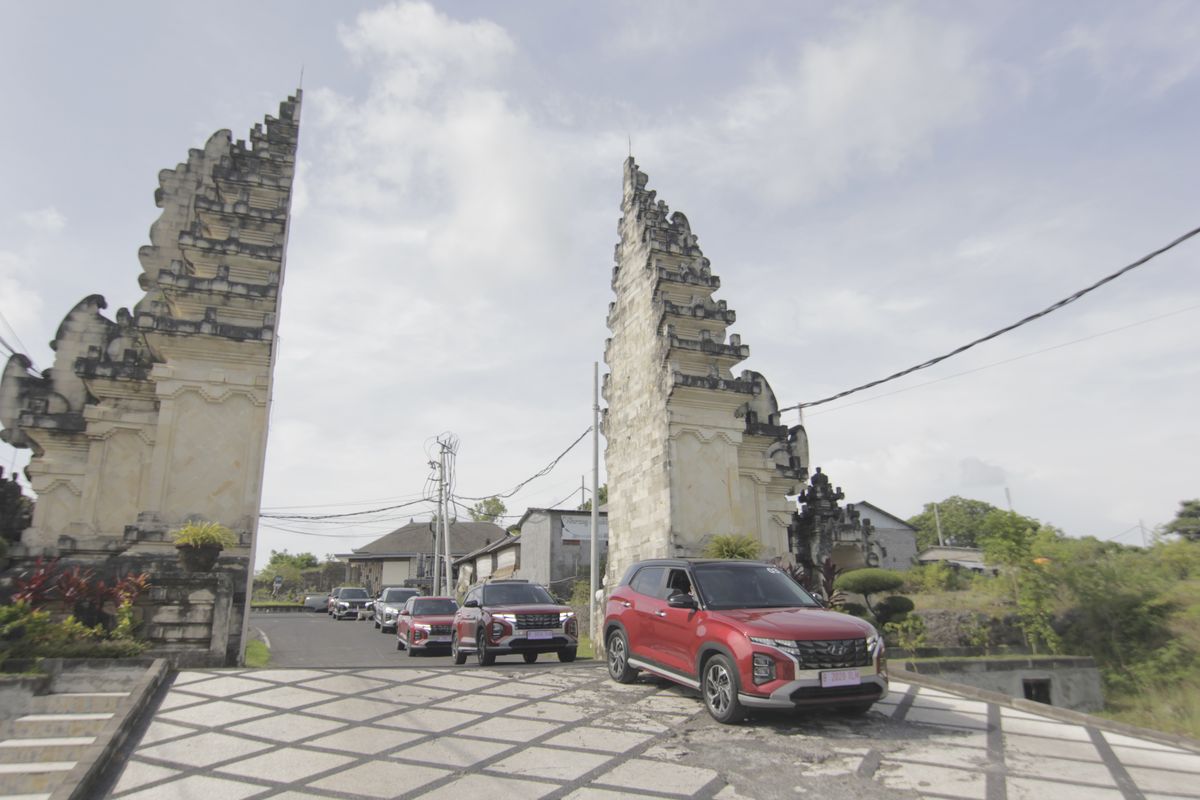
[603,559,887,723]
[451,579,578,666]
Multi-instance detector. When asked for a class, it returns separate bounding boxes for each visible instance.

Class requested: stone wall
[913,656,1106,712]
[602,159,807,590]
[0,93,301,665]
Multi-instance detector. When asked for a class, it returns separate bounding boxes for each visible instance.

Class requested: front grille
[510,637,568,649]
[793,638,871,670]
[789,683,883,704]
[515,613,559,629]
[430,624,452,636]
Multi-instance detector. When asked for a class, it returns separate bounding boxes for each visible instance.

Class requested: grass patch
[577,635,595,659]
[1099,678,1200,740]
[244,639,270,668]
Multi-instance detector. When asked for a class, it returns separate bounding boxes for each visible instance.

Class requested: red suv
[451,579,578,666]
[603,559,887,723]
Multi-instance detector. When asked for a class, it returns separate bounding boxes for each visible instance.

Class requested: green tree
[1164,499,1200,542]
[469,497,507,523]
[978,510,1044,568]
[907,496,1000,551]
[0,467,34,545]
[834,568,905,620]
[702,534,762,559]
[578,483,608,512]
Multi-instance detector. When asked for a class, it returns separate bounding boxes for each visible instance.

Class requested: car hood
[411,614,456,625]
[709,607,876,639]
[488,604,569,615]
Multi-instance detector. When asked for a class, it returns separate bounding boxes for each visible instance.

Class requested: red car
[395,596,458,655]
[451,579,578,666]
[603,559,887,723]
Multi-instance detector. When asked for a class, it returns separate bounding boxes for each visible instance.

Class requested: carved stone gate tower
[602,159,809,585]
[0,93,301,664]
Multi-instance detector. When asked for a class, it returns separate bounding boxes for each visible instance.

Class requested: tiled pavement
[103,664,1200,800]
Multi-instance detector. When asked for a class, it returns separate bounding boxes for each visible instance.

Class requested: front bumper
[738,670,888,709]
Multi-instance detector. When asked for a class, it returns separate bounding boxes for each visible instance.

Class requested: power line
[260,497,435,521]
[806,303,1200,417]
[257,521,386,539]
[457,427,592,501]
[782,222,1200,413]
[0,308,35,369]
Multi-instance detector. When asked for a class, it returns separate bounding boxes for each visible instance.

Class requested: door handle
[619,600,631,608]
[654,610,667,617]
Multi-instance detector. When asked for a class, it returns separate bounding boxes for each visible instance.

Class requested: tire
[406,637,417,657]
[522,652,538,664]
[702,654,746,724]
[606,629,638,683]
[476,629,496,667]
[396,637,403,651]
[557,648,577,663]
[374,619,380,629]
[451,631,467,665]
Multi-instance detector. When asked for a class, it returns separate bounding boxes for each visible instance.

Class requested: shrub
[835,568,906,622]
[884,615,928,666]
[875,595,915,626]
[172,521,237,549]
[702,534,762,560]
[840,602,869,618]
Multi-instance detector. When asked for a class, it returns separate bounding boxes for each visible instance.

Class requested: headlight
[749,636,800,657]
[493,613,516,624]
[559,611,575,624]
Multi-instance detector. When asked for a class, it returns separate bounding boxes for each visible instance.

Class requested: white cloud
[17,207,66,234]
[682,7,989,203]
[1047,4,1200,97]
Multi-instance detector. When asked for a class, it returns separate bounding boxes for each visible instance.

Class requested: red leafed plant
[12,557,61,606]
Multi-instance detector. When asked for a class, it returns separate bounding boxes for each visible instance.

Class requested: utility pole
[441,440,453,596]
[580,475,586,509]
[933,502,944,547]
[432,456,443,596]
[590,363,600,650]
[1139,519,1147,547]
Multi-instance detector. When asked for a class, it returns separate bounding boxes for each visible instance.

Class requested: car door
[458,587,482,647]
[624,566,667,663]
[396,597,414,643]
[653,567,700,677]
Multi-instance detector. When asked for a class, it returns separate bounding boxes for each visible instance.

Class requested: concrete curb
[47,658,169,800]
[895,667,1200,754]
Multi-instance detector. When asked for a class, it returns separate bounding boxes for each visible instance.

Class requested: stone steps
[0,694,122,799]
[0,761,76,795]
[0,738,94,764]
[29,692,126,715]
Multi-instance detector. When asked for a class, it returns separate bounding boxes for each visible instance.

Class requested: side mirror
[399,609,410,616]
[667,592,697,609]
[464,599,480,608]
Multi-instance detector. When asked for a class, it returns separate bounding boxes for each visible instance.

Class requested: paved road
[251,611,582,670]
[249,611,465,668]
[103,662,1200,800]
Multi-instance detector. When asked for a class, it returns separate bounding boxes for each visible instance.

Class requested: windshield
[383,589,416,602]
[412,598,458,615]
[692,563,820,610]
[340,588,369,599]
[482,583,555,605]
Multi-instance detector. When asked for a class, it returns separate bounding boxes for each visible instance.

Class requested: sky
[1,1,1197,569]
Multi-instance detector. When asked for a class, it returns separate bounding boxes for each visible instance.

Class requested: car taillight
[752,653,776,685]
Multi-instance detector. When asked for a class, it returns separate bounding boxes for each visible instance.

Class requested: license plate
[427,635,450,643]
[820,669,861,688]
[527,630,554,640]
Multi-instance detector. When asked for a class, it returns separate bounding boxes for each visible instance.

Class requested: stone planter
[176,543,222,573]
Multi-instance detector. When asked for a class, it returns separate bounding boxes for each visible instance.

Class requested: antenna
[299,65,305,89]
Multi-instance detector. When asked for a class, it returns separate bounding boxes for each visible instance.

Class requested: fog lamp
[752,653,776,685]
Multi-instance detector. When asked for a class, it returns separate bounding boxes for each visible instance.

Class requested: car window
[340,588,369,599]
[383,589,416,602]
[663,568,693,600]
[692,563,820,610]
[482,583,554,605]
[629,566,665,598]
[413,598,458,615]
[466,588,481,606]
[402,597,415,613]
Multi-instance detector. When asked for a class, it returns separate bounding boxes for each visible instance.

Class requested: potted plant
[172,521,237,572]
